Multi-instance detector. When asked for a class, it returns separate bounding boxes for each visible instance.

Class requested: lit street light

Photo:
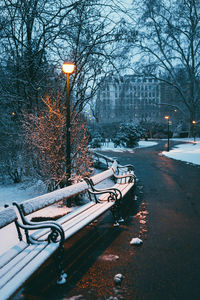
[192,120,196,142]
[62,61,75,184]
[165,115,170,151]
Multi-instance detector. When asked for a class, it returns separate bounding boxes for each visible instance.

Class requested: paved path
[24,140,200,300]
[98,140,200,300]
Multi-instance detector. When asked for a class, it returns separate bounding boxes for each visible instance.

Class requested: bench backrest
[18,161,118,216]
[0,207,17,229]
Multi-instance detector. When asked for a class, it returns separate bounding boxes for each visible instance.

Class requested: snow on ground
[99,138,200,166]
[162,138,200,166]
[99,140,158,152]
[0,180,47,207]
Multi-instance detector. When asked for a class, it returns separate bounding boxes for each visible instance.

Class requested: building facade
[95,75,162,125]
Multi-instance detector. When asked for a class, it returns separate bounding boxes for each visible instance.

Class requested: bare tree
[128,0,200,129]
[0,0,133,181]
[0,0,84,111]
[56,0,133,116]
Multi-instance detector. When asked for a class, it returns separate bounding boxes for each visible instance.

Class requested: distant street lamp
[62,61,75,183]
[192,120,196,142]
[165,115,170,151]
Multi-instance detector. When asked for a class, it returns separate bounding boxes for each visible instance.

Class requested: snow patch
[162,139,200,166]
[130,237,143,245]
[94,140,158,152]
[114,273,124,286]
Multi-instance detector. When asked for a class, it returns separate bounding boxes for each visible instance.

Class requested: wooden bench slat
[0,244,38,280]
[0,243,58,300]
[0,241,27,269]
[29,201,114,243]
[30,202,96,241]
[21,181,88,216]
[120,183,135,196]
[91,168,114,185]
[60,202,114,232]
[56,201,96,224]
[114,183,135,197]
[98,182,134,202]
[62,202,115,240]
[20,166,115,216]
[0,244,47,288]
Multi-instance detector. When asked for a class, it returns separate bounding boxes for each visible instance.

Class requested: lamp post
[165,116,170,151]
[192,120,196,142]
[62,62,75,184]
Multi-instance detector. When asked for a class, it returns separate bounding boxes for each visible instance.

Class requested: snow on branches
[23,93,93,191]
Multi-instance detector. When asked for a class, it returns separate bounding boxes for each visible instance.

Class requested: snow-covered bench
[84,163,136,223]
[92,151,115,168]
[14,160,136,231]
[0,206,65,300]
[2,160,136,297]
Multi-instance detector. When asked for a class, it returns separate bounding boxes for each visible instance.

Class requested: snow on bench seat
[30,202,97,241]
[20,165,116,217]
[30,201,116,242]
[60,201,115,239]
[0,242,59,300]
[0,206,64,300]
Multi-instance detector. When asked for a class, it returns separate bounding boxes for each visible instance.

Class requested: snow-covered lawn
[99,140,158,152]
[0,180,47,208]
[162,138,200,166]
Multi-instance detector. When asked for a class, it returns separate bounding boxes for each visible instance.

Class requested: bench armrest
[13,202,62,229]
[88,187,122,202]
[15,217,65,245]
[84,177,122,203]
[113,172,136,183]
[13,202,64,245]
[88,188,121,203]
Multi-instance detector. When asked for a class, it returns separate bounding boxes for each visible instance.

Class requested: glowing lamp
[62,62,75,74]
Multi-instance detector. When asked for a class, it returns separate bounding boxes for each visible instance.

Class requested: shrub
[112,122,145,148]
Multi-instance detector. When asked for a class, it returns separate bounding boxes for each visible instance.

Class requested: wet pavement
[15,140,200,300]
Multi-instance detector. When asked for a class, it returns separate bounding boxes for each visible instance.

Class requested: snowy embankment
[162,138,200,166]
[99,140,158,152]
